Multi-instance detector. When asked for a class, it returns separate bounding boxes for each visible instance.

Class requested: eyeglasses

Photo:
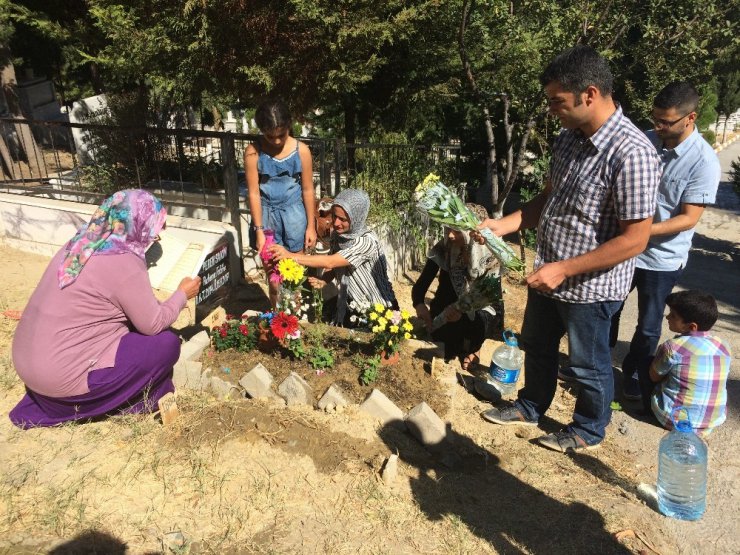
[652,113,692,128]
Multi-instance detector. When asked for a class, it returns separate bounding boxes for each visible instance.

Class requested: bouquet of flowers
[274,258,310,318]
[366,303,415,356]
[431,273,502,331]
[414,173,524,273]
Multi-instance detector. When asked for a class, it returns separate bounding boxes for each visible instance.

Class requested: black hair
[665,290,718,331]
[653,81,700,114]
[539,45,613,97]
[254,98,292,132]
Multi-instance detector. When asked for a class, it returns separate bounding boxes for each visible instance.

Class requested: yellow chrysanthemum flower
[378,317,387,327]
[400,309,410,320]
[385,310,393,319]
[390,325,399,334]
[369,313,378,321]
[377,323,386,331]
[403,322,413,331]
[277,258,305,284]
[388,340,393,346]
[373,303,384,313]
[404,332,411,339]
[372,325,380,333]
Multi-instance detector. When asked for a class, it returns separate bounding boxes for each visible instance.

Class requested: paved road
[611,138,739,554]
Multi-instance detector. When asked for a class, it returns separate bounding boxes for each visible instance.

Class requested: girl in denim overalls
[245,99,316,307]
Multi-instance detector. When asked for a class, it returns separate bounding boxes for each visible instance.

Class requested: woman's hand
[255,229,266,253]
[304,225,317,251]
[177,276,202,300]
[307,276,326,289]
[443,305,462,322]
[268,244,291,261]
[415,303,433,333]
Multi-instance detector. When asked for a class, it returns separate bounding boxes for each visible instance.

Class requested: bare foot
[461,352,480,372]
[157,392,179,427]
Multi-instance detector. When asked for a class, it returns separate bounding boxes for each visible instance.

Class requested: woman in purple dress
[9,189,201,428]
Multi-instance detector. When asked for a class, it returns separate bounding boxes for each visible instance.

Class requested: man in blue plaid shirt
[478,46,660,452]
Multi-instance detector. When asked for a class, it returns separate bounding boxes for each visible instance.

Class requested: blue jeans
[515,289,622,445]
[614,267,682,409]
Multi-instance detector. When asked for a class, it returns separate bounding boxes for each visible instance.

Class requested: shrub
[356,354,382,385]
[729,158,740,196]
[702,130,716,146]
[211,317,257,352]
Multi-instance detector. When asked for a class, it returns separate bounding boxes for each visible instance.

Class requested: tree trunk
[0,44,43,178]
[343,97,356,176]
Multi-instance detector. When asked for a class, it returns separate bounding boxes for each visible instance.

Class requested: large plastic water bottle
[657,409,708,521]
[488,330,524,395]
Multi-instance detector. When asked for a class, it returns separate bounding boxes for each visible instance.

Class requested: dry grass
[0,245,680,554]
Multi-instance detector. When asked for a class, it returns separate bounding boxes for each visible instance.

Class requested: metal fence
[0,117,461,252]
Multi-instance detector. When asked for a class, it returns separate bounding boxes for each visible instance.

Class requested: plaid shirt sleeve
[613,146,660,221]
[652,340,679,378]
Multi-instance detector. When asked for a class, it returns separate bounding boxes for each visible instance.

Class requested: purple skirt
[9,331,180,429]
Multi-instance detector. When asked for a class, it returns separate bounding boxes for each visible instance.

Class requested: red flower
[239,324,249,336]
[219,328,228,338]
[270,311,299,339]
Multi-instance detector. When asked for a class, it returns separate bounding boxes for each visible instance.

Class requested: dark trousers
[515,289,622,445]
[610,267,682,410]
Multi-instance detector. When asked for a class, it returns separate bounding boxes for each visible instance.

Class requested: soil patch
[203,323,450,415]
[171,401,388,473]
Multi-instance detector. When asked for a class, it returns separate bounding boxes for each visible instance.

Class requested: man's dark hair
[666,290,718,331]
[653,81,700,114]
[255,98,293,132]
[539,45,614,97]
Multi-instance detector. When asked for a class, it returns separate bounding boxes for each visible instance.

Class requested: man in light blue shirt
[614,81,721,409]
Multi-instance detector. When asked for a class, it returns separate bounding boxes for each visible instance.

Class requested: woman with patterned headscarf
[9,190,201,429]
[269,188,398,326]
[412,204,503,370]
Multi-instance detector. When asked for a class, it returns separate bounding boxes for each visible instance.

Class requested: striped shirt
[536,106,661,302]
[331,230,397,309]
[651,331,731,436]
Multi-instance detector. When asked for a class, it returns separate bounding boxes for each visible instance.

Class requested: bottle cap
[502,329,518,347]
[671,406,693,433]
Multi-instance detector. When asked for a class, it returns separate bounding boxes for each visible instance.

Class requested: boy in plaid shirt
[650,290,731,436]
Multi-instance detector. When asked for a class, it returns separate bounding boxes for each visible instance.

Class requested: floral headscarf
[58,189,167,288]
[428,203,498,298]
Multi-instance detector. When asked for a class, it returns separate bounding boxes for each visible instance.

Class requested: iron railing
[0,117,461,254]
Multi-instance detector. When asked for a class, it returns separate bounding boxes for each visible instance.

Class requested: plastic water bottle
[488,330,524,395]
[657,409,708,521]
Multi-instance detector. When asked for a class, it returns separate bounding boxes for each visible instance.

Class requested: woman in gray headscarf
[269,188,398,326]
[412,204,503,370]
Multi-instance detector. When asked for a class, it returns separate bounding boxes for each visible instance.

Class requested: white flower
[454,213,463,222]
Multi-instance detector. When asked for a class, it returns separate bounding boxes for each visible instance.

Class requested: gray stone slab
[179,335,210,362]
[405,338,445,361]
[189,330,211,348]
[210,375,242,399]
[238,363,278,399]
[277,372,313,406]
[317,383,349,410]
[405,402,447,449]
[173,359,204,390]
[359,389,404,427]
[381,453,399,485]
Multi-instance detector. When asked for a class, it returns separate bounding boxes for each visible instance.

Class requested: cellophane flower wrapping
[414,173,524,274]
